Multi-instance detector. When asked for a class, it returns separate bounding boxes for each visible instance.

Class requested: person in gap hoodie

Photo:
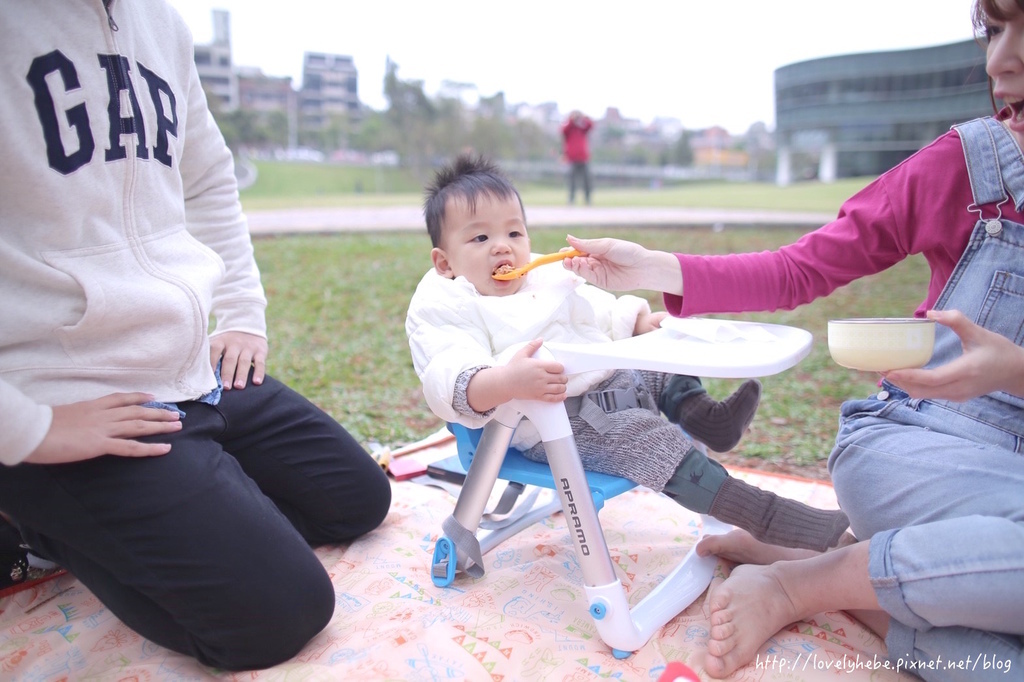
[0,0,390,671]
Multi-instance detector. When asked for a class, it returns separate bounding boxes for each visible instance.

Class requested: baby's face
[432,193,531,297]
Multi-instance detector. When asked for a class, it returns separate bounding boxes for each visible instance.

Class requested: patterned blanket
[0,446,914,682]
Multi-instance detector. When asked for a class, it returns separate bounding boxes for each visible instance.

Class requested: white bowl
[827,318,935,372]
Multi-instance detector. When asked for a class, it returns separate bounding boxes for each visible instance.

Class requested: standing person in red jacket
[562,110,594,204]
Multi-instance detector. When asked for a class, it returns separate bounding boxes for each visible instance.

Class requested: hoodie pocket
[42,230,223,371]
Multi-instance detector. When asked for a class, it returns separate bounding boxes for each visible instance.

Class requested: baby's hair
[423,153,525,247]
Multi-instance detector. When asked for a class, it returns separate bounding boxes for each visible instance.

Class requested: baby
[406,154,848,551]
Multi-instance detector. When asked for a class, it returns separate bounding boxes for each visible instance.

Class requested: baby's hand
[633,311,667,336]
[506,340,568,402]
[466,339,568,413]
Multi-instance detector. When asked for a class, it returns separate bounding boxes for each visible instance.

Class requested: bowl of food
[827,318,936,372]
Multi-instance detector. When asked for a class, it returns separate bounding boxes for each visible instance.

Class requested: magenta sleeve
[662,131,987,319]
[663,178,912,317]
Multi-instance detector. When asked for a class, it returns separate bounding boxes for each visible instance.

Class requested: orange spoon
[492,248,585,280]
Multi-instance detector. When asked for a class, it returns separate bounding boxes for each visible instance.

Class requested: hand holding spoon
[492,248,585,280]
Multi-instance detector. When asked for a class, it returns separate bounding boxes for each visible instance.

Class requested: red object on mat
[657,661,700,682]
[0,568,67,600]
[387,457,428,481]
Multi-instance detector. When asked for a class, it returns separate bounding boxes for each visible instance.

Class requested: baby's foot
[676,379,761,452]
[703,564,801,679]
[697,528,819,565]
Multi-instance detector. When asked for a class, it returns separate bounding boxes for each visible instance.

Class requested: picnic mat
[0,437,916,682]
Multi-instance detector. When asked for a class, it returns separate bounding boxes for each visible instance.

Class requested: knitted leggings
[524,370,697,491]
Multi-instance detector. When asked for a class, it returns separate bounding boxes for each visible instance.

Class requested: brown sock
[675,379,761,452]
[708,477,849,552]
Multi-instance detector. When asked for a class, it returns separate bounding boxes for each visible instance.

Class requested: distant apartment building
[237,67,293,113]
[190,11,361,145]
[511,101,561,133]
[690,126,749,171]
[774,39,991,185]
[298,52,361,132]
[192,9,238,112]
[237,67,297,148]
[599,106,648,147]
[651,117,684,143]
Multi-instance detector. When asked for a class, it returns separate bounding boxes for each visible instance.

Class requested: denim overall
[828,117,1024,680]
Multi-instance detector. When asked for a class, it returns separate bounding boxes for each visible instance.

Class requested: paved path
[245,205,835,235]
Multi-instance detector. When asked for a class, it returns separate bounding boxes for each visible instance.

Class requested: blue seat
[448,423,636,512]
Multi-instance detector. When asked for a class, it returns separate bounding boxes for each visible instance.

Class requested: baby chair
[429,318,813,658]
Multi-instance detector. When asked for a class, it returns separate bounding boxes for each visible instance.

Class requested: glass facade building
[774,39,992,184]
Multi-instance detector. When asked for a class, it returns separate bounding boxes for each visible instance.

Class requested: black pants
[0,374,391,670]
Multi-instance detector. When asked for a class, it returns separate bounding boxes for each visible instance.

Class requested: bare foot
[697,528,819,565]
[703,563,801,679]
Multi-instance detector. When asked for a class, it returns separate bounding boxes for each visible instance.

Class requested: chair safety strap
[480,482,541,530]
[564,387,640,434]
[441,515,485,579]
[439,482,544,579]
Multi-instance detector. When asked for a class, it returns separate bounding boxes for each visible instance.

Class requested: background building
[774,39,991,185]
[237,67,297,149]
[237,68,294,114]
[191,11,360,150]
[189,9,988,181]
[192,9,237,112]
[298,52,361,133]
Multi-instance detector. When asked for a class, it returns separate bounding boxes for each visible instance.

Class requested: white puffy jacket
[406,262,649,450]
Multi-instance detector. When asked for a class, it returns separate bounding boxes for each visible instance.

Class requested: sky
[167,0,981,134]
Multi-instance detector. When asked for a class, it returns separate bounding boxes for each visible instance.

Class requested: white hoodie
[406,262,649,450]
[0,1,266,465]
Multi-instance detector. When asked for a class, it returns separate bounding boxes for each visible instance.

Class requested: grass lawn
[241,161,873,214]
[252,222,929,479]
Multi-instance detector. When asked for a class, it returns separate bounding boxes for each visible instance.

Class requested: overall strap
[953,117,1024,213]
[953,117,1008,212]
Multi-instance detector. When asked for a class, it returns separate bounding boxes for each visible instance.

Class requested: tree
[214,109,264,152]
[468,92,515,159]
[511,118,553,161]
[383,58,436,171]
[350,110,390,153]
[671,130,694,167]
[369,62,560,168]
[431,94,470,159]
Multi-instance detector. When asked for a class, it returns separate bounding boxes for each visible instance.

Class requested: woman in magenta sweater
[561,1,1024,678]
